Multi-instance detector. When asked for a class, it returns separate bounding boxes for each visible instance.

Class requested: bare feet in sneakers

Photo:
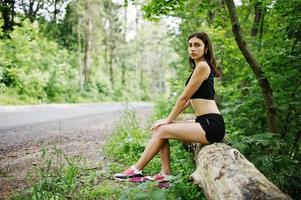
[114,166,144,180]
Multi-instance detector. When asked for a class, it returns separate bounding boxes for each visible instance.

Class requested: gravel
[0,102,154,198]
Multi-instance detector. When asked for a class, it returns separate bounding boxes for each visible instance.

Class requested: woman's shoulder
[195,61,211,74]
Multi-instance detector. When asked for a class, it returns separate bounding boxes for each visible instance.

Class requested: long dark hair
[188,32,219,77]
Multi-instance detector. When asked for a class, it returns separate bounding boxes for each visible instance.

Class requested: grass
[11,109,205,199]
[102,111,205,199]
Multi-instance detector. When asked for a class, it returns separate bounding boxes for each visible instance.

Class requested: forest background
[0,0,300,199]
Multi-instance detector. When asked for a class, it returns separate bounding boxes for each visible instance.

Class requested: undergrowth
[11,145,122,200]
[103,104,205,199]
[11,102,204,199]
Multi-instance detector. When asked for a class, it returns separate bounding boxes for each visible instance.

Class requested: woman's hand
[150,118,171,131]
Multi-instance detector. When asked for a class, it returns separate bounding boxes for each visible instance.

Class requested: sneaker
[157,181,172,189]
[129,176,145,183]
[129,175,153,183]
[151,173,173,182]
[114,166,143,181]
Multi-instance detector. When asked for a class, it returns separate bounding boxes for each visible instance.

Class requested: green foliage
[0,19,79,104]
[103,111,149,164]
[2,0,301,198]
[1,1,176,105]
[120,182,166,200]
[143,0,301,198]
[143,0,185,20]
[152,97,175,120]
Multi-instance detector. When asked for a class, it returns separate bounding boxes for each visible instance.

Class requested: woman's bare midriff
[190,99,220,116]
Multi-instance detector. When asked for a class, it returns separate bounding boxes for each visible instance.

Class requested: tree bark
[107,0,115,89]
[84,1,92,84]
[224,0,277,133]
[189,143,291,200]
[109,45,114,89]
[121,4,127,86]
[77,18,84,91]
[258,8,265,51]
[251,1,262,37]
[121,63,126,85]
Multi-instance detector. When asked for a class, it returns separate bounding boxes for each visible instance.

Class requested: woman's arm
[151,62,210,130]
[181,100,191,113]
[166,62,210,123]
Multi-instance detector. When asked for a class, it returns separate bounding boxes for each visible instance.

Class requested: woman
[114,32,225,186]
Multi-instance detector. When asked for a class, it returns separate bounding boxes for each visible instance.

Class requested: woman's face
[188,37,206,61]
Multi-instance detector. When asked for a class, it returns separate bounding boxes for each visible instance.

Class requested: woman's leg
[159,121,195,175]
[134,133,166,170]
[134,122,208,171]
[159,140,171,175]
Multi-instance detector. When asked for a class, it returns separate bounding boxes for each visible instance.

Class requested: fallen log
[188,143,291,200]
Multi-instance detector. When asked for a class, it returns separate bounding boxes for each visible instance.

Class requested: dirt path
[0,103,153,199]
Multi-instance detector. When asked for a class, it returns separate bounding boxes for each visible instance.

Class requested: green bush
[0,19,79,104]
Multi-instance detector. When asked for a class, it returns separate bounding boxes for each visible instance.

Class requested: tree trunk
[121,63,126,86]
[19,0,43,23]
[77,18,84,91]
[189,143,291,200]
[0,0,14,32]
[134,2,139,88]
[251,1,262,37]
[207,10,215,25]
[84,6,92,85]
[258,8,265,51]
[10,0,14,28]
[53,0,58,22]
[123,3,127,41]
[109,46,114,89]
[27,0,34,22]
[28,0,37,22]
[121,4,127,86]
[107,0,115,89]
[104,39,108,73]
[224,0,277,133]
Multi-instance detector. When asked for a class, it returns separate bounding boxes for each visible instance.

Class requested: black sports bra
[185,68,215,100]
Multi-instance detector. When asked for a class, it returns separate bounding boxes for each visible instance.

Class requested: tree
[0,0,15,32]
[142,0,301,198]
[69,0,104,87]
[250,0,263,37]
[102,0,123,90]
[18,0,44,22]
[224,0,277,133]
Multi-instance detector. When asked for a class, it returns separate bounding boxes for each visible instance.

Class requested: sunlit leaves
[143,0,185,20]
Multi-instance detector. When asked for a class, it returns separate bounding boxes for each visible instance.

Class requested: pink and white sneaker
[151,173,173,182]
[157,181,172,189]
[151,173,173,189]
[114,166,144,181]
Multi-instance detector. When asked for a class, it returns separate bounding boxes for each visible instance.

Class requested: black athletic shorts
[195,113,225,143]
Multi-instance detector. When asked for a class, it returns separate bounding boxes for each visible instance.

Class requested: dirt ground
[0,107,153,199]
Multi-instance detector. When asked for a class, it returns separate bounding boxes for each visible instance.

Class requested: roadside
[0,103,153,199]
